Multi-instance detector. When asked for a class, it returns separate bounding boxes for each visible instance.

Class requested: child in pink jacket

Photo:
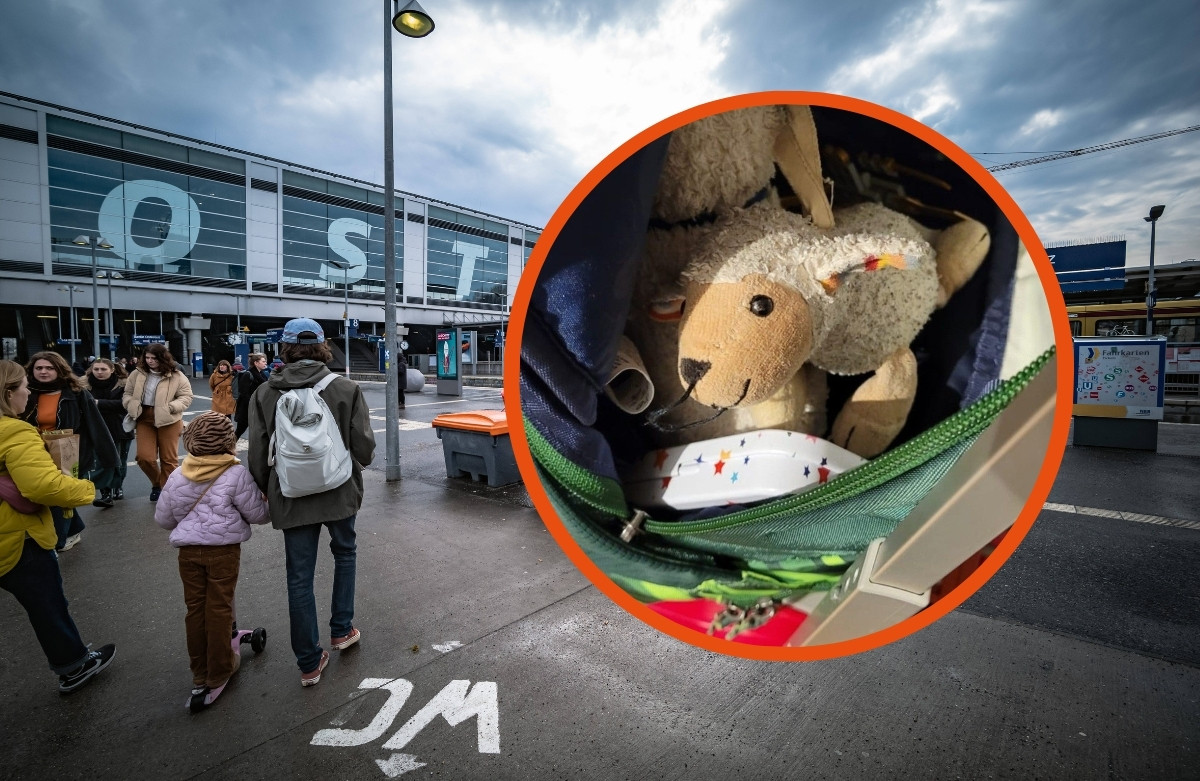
[155,411,269,712]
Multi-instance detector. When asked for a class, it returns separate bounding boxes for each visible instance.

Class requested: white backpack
[268,374,353,498]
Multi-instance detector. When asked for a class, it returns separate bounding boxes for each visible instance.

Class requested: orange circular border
[503,90,1073,661]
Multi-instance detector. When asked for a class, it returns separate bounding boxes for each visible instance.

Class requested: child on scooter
[154,411,269,711]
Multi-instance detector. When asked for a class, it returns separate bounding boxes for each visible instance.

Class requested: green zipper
[528,346,1053,541]
[643,346,1054,537]
[524,418,628,518]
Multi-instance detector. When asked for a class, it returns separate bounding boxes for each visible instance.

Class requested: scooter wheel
[250,627,267,654]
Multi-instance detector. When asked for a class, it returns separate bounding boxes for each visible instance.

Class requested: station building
[0,92,541,373]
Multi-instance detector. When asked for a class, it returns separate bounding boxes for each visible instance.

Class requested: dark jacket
[85,375,134,443]
[234,367,269,428]
[247,360,375,530]
[20,383,119,475]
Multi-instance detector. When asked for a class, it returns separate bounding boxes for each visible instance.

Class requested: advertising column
[436,327,462,396]
[1072,336,1167,450]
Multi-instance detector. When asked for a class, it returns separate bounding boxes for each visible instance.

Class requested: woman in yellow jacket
[0,360,116,694]
[122,344,193,502]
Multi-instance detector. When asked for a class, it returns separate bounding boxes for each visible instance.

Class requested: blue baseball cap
[281,318,325,344]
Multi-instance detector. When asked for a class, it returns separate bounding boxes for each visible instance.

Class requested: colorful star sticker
[720,449,732,460]
[730,472,739,483]
[695,454,704,464]
[739,438,746,447]
[803,465,810,477]
[713,460,726,475]
[818,466,830,483]
[653,449,669,470]
[661,476,671,488]
[743,455,750,465]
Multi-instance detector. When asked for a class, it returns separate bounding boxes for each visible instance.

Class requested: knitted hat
[182,411,236,456]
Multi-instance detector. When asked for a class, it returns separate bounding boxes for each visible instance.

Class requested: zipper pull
[707,603,746,636]
[620,508,648,542]
[725,598,778,641]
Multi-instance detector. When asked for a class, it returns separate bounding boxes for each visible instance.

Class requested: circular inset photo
[506,92,1071,660]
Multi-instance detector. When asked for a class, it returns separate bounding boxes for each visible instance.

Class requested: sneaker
[60,533,82,551]
[188,686,210,712]
[59,644,116,694]
[93,489,113,509]
[113,488,124,500]
[149,486,161,502]
[331,628,361,651]
[300,650,329,687]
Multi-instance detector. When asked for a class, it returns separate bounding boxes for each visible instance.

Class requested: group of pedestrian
[1,318,374,708]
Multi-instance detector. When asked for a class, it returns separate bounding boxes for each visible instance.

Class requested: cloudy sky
[2,0,1197,271]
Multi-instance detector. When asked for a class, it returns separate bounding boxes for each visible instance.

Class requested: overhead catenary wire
[979,124,1200,172]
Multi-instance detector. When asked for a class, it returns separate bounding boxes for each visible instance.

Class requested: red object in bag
[646,598,809,646]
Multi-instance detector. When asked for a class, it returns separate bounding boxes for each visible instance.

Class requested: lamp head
[98,238,114,250]
[1146,204,1165,222]
[72,235,90,246]
[393,0,434,37]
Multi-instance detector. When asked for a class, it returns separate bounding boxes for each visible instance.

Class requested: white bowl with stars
[622,429,867,512]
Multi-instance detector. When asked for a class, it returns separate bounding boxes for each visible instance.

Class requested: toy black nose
[680,358,711,385]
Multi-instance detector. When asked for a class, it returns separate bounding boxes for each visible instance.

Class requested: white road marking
[1043,502,1200,531]
[312,678,414,747]
[376,754,426,778]
[432,641,463,653]
[312,677,501,763]
[382,680,500,754]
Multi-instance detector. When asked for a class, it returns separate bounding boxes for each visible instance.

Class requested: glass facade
[523,230,540,269]
[46,116,248,280]
[426,206,508,309]
[281,171,402,298]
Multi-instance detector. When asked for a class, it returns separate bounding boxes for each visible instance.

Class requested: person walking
[123,344,193,502]
[83,358,134,504]
[154,411,269,711]
[209,360,236,420]
[0,360,116,694]
[247,318,374,687]
[20,351,117,549]
[233,353,268,439]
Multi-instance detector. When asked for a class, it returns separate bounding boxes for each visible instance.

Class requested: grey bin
[432,410,522,487]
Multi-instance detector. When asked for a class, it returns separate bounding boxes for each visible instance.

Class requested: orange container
[431,409,509,436]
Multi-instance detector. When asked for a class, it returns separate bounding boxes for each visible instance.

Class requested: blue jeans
[283,516,357,673]
[0,538,90,674]
[51,506,85,550]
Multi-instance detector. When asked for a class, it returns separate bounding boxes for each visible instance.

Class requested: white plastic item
[621,429,866,511]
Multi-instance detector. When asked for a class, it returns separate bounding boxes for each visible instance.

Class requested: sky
[2,0,1198,273]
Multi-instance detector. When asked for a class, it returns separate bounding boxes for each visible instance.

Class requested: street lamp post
[98,270,123,358]
[383,0,435,482]
[74,235,114,360]
[58,285,85,366]
[328,259,353,378]
[1144,205,1165,336]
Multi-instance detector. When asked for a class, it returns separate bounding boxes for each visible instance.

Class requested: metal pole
[344,280,351,378]
[68,287,77,366]
[1146,219,1157,336]
[106,273,114,358]
[90,240,101,359]
[382,0,401,481]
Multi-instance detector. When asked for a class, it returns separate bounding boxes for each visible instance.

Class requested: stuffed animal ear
[774,105,834,229]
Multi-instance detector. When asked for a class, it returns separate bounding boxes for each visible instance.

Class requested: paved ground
[1,378,1197,779]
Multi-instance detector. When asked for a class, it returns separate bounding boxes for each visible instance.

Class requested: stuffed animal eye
[749,295,774,317]
[648,297,686,322]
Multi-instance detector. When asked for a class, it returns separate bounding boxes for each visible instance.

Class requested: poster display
[1073,337,1166,419]
[436,328,459,380]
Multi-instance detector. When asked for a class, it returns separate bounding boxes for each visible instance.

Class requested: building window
[45,119,247,281]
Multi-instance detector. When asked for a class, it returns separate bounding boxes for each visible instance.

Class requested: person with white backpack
[246,318,375,687]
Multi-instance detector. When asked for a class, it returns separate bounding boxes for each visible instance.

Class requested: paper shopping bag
[41,430,81,478]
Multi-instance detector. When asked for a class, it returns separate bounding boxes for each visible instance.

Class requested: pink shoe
[300,650,329,687]
[331,628,361,651]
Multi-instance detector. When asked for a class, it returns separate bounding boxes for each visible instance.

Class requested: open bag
[518,102,1062,648]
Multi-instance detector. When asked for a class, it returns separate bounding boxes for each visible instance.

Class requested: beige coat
[123,368,194,427]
